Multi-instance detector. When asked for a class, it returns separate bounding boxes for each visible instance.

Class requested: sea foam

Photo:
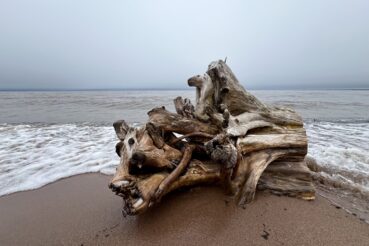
[0,123,118,196]
[0,121,368,205]
[306,121,369,197]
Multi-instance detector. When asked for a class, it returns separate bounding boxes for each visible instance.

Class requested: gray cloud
[0,0,368,90]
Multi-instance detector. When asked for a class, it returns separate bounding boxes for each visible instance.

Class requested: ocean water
[0,90,368,220]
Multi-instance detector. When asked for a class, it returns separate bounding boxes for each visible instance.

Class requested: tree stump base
[109,60,315,215]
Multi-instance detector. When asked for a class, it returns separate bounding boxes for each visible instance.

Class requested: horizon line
[1,87,369,92]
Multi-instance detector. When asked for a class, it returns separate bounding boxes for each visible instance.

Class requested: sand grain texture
[0,174,368,245]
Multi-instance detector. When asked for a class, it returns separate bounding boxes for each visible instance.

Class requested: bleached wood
[109,60,314,215]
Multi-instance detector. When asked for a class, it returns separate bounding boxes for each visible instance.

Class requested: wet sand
[0,174,368,246]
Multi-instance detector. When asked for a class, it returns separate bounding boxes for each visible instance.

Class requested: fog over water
[1,0,369,90]
[0,90,368,223]
[1,0,369,224]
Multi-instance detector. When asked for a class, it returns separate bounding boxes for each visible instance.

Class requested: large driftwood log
[109,60,315,215]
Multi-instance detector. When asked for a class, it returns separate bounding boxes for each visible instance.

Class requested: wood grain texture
[109,60,315,215]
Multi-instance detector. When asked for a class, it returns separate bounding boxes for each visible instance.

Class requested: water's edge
[0,121,368,223]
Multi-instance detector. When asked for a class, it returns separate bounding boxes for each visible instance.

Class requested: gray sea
[0,90,368,221]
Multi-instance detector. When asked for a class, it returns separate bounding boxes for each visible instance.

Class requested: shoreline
[0,173,368,245]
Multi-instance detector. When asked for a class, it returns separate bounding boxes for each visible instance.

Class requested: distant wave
[305,118,369,124]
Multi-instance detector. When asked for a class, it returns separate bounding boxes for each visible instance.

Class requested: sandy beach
[1,0,369,245]
[0,173,368,245]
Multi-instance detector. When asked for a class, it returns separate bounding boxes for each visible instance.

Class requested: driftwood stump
[109,60,315,215]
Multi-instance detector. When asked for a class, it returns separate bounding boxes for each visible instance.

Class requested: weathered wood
[109,60,314,215]
[113,120,130,141]
[206,60,304,126]
[148,107,219,135]
[187,73,215,121]
[174,96,195,118]
[169,132,214,145]
[258,160,315,200]
[152,145,195,203]
[237,133,308,154]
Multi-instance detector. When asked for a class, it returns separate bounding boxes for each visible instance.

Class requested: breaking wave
[306,121,369,196]
[0,120,368,218]
[305,121,369,221]
[0,123,119,196]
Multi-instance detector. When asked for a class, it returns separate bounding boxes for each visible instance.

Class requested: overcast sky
[0,0,368,90]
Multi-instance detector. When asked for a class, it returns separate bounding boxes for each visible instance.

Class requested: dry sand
[0,173,368,246]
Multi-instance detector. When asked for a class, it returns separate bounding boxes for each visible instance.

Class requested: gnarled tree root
[109,59,315,215]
